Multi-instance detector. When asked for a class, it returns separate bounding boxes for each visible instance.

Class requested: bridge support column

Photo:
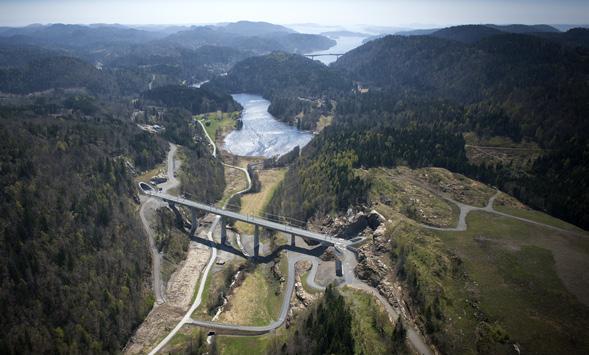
[254,225,260,258]
[220,217,227,245]
[291,234,296,247]
[335,258,343,277]
[189,208,198,237]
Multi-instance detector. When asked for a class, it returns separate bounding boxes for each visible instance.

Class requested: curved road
[139,143,181,304]
[149,124,251,354]
[419,189,584,236]
[150,122,434,355]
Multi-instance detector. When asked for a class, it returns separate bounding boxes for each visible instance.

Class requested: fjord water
[306,35,367,65]
[223,94,313,157]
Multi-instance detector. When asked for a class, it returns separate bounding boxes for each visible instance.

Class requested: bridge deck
[145,191,343,246]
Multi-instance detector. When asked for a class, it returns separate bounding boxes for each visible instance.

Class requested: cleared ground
[216,263,285,326]
[360,167,459,227]
[436,211,589,354]
[196,111,240,142]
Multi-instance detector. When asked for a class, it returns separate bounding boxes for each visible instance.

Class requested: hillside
[0,48,149,95]
[0,98,167,353]
[164,26,335,54]
[209,52,351,99]
[141,85,242,114]
[431,24,505,43]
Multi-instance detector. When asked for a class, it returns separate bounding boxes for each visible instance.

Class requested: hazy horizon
[0,0,588,28]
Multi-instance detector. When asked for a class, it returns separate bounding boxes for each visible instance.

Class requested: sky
[0,0,587,28]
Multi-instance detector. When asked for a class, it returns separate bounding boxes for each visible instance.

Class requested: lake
[223,94,314,157]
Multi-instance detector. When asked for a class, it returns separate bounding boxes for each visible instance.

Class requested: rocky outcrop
[286,260,319,329]
[312,208,386,240]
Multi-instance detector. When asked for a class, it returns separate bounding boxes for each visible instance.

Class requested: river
[223,94,313,157]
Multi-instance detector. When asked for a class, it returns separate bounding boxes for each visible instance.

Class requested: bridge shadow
[188,233,328,264]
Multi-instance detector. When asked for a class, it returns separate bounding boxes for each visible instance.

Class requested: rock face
[286,260,319,328]
[353,218,412,318]
[313,209,386,239]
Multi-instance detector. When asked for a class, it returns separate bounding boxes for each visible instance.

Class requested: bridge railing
[145,189,342,243]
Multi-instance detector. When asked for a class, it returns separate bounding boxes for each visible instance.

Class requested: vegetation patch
[236,168,286,234]
[217,263,284,326]
[196,111,240,142]
[340,287,406,354]
[360,167,459,227]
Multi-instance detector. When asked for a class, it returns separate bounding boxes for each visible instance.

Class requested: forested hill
[207,52,352,99]
[0,46,149,96]
[332,33,589,144]
[266,29,589,229]
[141,85,242,114]
[0,98,167,353]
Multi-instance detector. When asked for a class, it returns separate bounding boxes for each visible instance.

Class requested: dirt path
[380,168,585,236]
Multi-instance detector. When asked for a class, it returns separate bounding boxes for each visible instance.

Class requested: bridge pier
[254,225,260,258]
[189,208,198,237]
[291,234,296,246]
[335,258,343,277]
[220,217,227,245]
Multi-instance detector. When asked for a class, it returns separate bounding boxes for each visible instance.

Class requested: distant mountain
[394,28,439,36]
[431,25,505,43]
[533,27,589,48]
[220,20,294,36]
[208,51,351,99]
[0,47,150,96]
[0,56,117,94]
[0,42,60,68]
[487,24,560,33]
[363,28,437,44]
[390,24,560,44]
[165,25,334,54]
[553,24,589,31]
[320,30,370,38]
[0,24,165,49]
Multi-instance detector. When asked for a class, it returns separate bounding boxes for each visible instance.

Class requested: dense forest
[208,52,351,100]
[266,30,589,229]
[141,85,241,115]
[0,97,166,353]
[206,52,349,128]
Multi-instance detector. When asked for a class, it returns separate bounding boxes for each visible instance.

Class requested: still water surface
[223,94,313,157]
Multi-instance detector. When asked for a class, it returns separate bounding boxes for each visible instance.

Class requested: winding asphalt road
[149,123,252,354]
[139,143,181,304]
[149,121,434,354]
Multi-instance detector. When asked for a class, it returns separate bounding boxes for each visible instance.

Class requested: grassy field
[236,168,286,234]
[435,211,589,354]
[217,164,248,208]
[216,334,276,355]
[190,260,244,320]
[196,111,239,142]
[494,204,587,234]
[217,263,284,326]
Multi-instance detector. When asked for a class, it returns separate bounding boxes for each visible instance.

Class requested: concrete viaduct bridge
[139,183,349,258]
[304,53,345,59]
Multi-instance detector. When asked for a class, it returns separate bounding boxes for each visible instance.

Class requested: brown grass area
[236,168,286,234]
[217,165,248,207]
[360,168,459,228]
[406,166,496,207]
[217,265,283,326]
